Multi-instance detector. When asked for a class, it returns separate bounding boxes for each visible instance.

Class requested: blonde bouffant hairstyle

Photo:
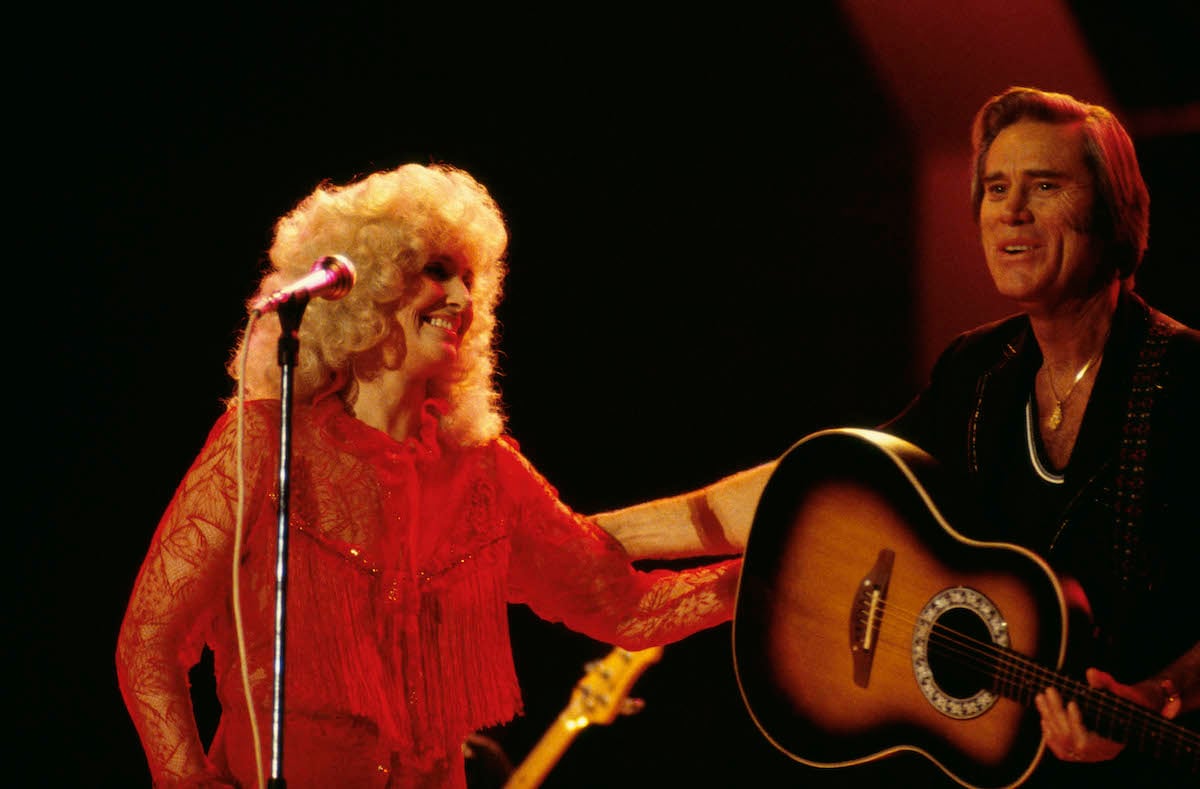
[228,162,509,446]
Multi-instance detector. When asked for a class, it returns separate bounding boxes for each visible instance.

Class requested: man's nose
[1002,187,1032,223]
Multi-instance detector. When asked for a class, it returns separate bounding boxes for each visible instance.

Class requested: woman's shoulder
[479,435,531,478]
[478,435,564,499]
[204,397,282,444]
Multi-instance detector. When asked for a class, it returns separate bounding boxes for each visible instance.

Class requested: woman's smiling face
[392,256,475,381]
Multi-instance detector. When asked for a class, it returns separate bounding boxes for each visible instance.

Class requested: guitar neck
[996,652,1200,770]
[503,645,663,788]
[504,715,584,789]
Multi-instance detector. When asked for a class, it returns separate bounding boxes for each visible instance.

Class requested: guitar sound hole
[927,608,992,699]
[912,586,1009,719]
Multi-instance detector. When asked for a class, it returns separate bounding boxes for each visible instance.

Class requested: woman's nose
[445,275,472,308]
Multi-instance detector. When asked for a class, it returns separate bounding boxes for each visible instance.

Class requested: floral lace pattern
[117,397,740,787]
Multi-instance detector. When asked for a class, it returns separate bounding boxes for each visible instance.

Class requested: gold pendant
[1048,402,1064,431]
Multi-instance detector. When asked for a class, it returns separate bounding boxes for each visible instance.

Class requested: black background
[17,3,1198,787]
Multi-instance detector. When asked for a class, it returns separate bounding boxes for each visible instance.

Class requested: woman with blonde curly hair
[116,162,746,788]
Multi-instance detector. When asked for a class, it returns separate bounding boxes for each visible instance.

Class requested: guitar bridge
[849,548,894,688]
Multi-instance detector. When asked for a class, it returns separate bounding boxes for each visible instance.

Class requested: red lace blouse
[117,396,740,787]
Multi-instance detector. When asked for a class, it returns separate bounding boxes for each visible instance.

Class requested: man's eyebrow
[983,168,1071,181]
[1023,168,1071,179]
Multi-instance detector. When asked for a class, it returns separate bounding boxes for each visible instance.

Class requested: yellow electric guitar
[504,645,665,788]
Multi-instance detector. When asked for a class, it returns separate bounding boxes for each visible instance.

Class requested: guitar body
[733,428,1068,789]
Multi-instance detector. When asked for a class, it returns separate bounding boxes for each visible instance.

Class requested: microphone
[250,254,357,314]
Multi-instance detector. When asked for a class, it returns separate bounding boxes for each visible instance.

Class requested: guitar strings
[759,579,1200,762]
[855,598,1200,757]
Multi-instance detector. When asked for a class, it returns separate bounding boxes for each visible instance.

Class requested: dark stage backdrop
[17,4,1196,787]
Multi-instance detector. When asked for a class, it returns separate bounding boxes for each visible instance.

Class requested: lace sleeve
[116,402,278,785]
[497,438,742,650]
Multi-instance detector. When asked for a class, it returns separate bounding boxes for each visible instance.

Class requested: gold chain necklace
[1044,332,1108,430]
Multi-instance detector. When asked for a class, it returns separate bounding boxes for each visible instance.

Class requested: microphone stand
[267,295,309,789]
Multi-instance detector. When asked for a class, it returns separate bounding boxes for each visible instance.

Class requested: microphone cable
[232,310,267,789]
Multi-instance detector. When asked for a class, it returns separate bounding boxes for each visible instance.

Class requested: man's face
[979,119,1105,314]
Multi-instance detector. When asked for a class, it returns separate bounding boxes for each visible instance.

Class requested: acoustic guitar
[504,645,664,788]
[732,427,1198,788]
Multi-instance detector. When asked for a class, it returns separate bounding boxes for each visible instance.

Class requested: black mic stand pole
[267,295,309,789]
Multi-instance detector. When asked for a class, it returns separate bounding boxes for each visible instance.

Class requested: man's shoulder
[935,313,1031,371]
[1154,311,1200,347]
[957,312,1029,346]
[1135,296,1200,375]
